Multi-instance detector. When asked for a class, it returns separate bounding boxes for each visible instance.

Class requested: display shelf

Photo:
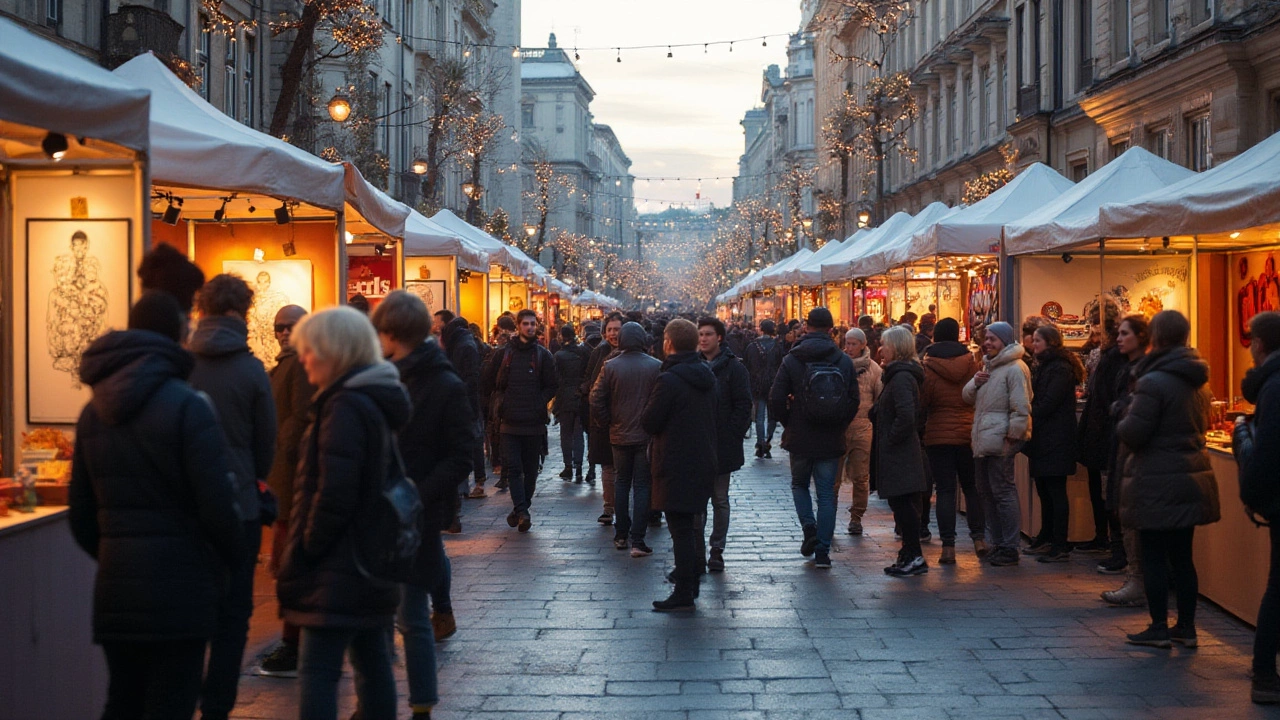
[0,505,69,538]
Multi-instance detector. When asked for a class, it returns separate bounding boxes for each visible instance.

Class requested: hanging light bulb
[512,46,520,57]
[574,48,580,61]
[463,45,471,58]
[616,48,621,63]
[729,42,734,52]
[667,46,672,58]
[762,37,768,47]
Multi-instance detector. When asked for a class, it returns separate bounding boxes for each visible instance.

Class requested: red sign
[347,254,397,308]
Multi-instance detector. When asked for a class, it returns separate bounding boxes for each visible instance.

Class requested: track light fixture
[1062,253,1074,264]
[384,238,395,250]
[246,198,257,213]
[42,132,69,160]
[161,194,183,225]
[213,197,230,222]
[274,202,291,225]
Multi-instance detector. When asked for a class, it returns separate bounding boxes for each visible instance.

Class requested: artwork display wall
[406,280,448,315]
[223,259,314,368]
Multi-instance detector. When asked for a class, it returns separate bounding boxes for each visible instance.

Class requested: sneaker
[613,536,629,550]
[919,528,932,543]
[988,547,1019,566]
[584,469,596,485]
[814,551,832,569]
[574,468,583,483]
[506,511,519,528]
[1101,577,1147,607]
[763,444,772,459]
[494,477,509,490]
[1022,541,1051,556]
[559,468,573,481]
[707,548,725,572]
[254,641,299,678]
[847,520,863,536]
[517,513,532,533]
[1037,548,1071,563]
[886,555,928,577]
[1097,556,1128,574]
[630,542,653,557]
[1252,673,1280,704]
[800,524,818,557]
[1126,624,1171,648]
[430,611,456,642]
[597,513,613,525]
[467,485,486,499]
[1075,537,1111,554]
[1169,624,1198,648]
[754,445,764,458]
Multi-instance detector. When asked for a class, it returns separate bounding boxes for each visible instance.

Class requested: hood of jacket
[1244,351,1280,404]
[1135,345,1209,389]
[441,317,472,349]
[986,342,1026,371]
[79,329,196,426]
[619,322,648,352]
[926,348,976,384]
[851,348,873,373]
[923,340,970,361]
[662,351,716,392]
[706,344,739,374]
[340,361,413,431]
[395,338,453,380]
[883,359,925,387]
[790,332,843,365]
[188,315,250,358]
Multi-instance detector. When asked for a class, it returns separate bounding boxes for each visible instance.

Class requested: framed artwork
[406,279,447,315]
[26,218,132,424]
[223,259,314,369]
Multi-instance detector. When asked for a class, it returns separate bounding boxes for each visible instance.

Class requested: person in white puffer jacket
[963,321,1032,567]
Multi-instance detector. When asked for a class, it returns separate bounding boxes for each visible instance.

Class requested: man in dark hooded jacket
[440,314,487,499]
[642,319,718,612]
[697,317,752,572]
[554,324,590,482]
[70,291,244,720]
[770,307,860,567]
[187,274,277,720]
[745,319,784,458]
[581,312,624,520]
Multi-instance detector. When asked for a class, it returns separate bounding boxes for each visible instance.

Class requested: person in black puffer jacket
[745,320,784,457]
[642,319,718,611]
[440,314,487,498]
[875,326,930,577]
[697,317,752,572]
[554,324,590,482]
[374,291,476,716]
[70,291,244,720]
[1076,330,1128,556]
[1024,325,1085,563]
[188,275,278,720]
[277,307,411,720]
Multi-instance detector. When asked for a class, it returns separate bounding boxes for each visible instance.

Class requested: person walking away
[276,307,409,720]
[921,317,985,563]
[1100,315,1151,606]
[1234,312,1280,703]
[874,326,930,576]
[481,315,517,489]
[439,312,488,501]
[1023,325,1085,563]
[373,291,476,718]
[1076,316,1127,561]
[642,319,718,611]
[480,308,558,532]
[258,305,316,678]
[582,312,624,519]
[840,328,882,536]
[70,291,245,720]
[591,322,662,555]
[697,317,752,572]
[962,321,1032,567]
[745,320,785,458]
[770,308,860,570]
[187,275,278,720]
[1117,310,1220,649]
[554,324,590,482]
[915,313,936,357]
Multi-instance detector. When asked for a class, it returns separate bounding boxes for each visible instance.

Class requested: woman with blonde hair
[874,325,930,577]
[276,306,411,720]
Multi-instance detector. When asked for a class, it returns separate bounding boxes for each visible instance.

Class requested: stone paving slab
[230,426,1280,719]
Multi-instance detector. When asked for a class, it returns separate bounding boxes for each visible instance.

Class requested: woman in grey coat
[1116,310,1220,649]
[874,326,930,577]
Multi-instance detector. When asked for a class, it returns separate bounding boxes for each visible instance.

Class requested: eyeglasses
[274,324,295,333]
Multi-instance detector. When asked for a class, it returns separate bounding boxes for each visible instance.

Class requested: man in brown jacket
[841,328,882,535]
[921,317,986,564]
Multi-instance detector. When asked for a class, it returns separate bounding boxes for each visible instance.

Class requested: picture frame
[26,218,132,424]
[406,279,448,316]
[223,259,314,369]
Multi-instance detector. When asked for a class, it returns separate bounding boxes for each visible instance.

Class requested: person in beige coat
[962,321,1032,567]
[840,328,883,535]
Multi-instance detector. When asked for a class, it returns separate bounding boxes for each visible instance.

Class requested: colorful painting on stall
[223,259,313,369]
[967,268,999,337]
[1234,252,1280,349]
[347,254,397,309]
[406,280,448,316]
[26,218,132,423]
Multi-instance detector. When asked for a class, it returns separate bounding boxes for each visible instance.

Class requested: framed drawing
[26,218,132,424]
[223,259,313,369]
[406,279,447,316]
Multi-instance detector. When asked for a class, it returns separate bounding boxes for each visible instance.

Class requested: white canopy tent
[819,211,915,282]
[430,209,541,278]
[402,211,489,272]
[754,248,814,290]
[716,269,765,304]
[780,231,865,286]
[854,202,960,277]
[1004,147,1197,255]
[341,162,410,239]
[1096,129,1280,240]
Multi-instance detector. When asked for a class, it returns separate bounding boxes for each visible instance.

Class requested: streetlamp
[411,158,428,175]
[327,91,352,123]
[857,209,871,228]
[524,224,537,238]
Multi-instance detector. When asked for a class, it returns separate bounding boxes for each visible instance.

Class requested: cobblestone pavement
[231,428,1279,719]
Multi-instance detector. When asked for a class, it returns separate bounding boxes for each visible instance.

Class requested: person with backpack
[274,306,411,720]
[480,308,559,532]
[1235,312,1280,703]
[697,317,753,572]
[373,291,476,718]
[554,324,590,483]
[875,326,930,577]
[745,320,785,458]
[770,308,860,570]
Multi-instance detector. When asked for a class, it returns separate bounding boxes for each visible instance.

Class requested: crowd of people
[62,244,1280,718]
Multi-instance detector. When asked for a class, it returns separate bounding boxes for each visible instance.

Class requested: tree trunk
[422,108,448,205]
[269,1,321,139]
[464,153,482,224]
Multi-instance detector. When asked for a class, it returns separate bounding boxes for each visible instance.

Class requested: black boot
[653,583,697,612]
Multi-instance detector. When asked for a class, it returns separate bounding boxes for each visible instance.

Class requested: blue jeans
[754,399,776,446]
[502,433,543,514]
[558,412,585,471]
[398,584,439,710]
[612,443,652,544]
[790,455,839,553]
[430,544,452,615]
[298,625,396,720]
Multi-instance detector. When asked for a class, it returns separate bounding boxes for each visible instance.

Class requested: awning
[343,163,410,238]
[753,249,814,291]
[430,209,542,278]
[402,211,489,272]
[819,211,916,282]
[780,232,864,287]
[855,202,959,277]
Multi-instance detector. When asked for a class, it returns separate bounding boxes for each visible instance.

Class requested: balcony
[104,5,183,69]
[1017,83,1041,119]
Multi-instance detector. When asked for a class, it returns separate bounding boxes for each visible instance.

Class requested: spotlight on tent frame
[213,197,230,222]
[274,202,291,225]
[161,195,183,225]
[42,132,69,160]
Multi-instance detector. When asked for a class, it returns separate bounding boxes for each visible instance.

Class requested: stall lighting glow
[345,231,354,244]
[253,247,266,263]
[384,238,395,250]
[41,132,69,160]
[1231,232,1242,239]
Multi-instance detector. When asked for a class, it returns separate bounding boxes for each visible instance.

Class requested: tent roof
[717,269,765,303]
[402,211,489,272]
[1097,129,1280,239]
[0,18,150,152]
[755,248,814,290]
[905,164,1074,261]
[781,231,864,286]
[856,202,959,277]
[114,53,347,211]
[429,210,541,277]
[1004,147,1197,255]
[342,163,410,238]
[819,211,916,282]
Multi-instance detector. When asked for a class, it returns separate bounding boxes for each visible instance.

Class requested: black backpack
[351,425,424,586]
[799,359,853,425]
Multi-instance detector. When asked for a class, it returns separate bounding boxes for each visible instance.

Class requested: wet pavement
[230,427,1277,719]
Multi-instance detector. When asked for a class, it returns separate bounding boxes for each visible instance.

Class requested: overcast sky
[521,0,799,210]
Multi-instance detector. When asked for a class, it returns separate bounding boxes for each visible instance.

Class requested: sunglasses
[274,323,295,333]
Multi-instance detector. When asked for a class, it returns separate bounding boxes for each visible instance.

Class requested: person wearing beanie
[554,324,591,482]
[962,319,1031,566]
[745,319,785,457]
[137,244,205,313]
[127,290,189,342]
[916,313,937,356]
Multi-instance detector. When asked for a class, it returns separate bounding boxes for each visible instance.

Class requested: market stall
[429,209,549,330]
[781,233,860,324]
[0,17,153,717]
[402,210,489,320]
[754,248,814,320]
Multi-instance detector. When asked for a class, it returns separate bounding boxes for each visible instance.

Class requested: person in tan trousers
[841,328,883,535]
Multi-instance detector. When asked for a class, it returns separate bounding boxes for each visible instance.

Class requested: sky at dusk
[521,0,800,210]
